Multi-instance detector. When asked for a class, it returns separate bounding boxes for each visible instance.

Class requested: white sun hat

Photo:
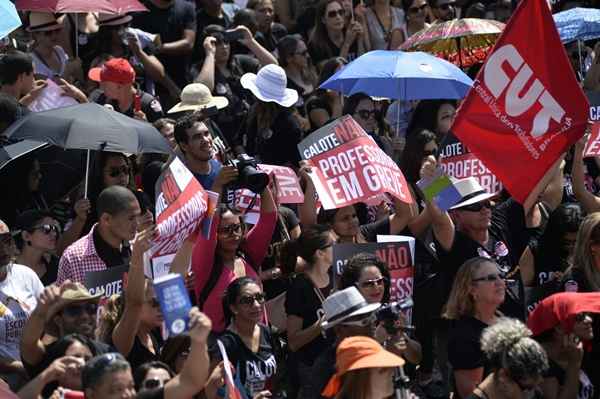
[168,83,229,114]
[320,287,381,330]
[240,64,298,107]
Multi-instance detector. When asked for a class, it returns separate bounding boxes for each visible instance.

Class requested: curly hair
[340,252,392,303]
[480,318,548,381]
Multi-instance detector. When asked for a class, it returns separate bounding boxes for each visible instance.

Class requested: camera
[228,154,269,193]
[375,297,414,335]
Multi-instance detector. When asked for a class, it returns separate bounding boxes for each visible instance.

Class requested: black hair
[233,9,259,34]
[153,118,176,132]
[222,276,260,325]
[535,203,583,271]
[318,57,347,85]
[96,185,138,219]
[340,252,392,303]
[0,50,33,85]
[406,99,457,140]
[318,204,368,226]
[14,209,53,250]
[82,353,130,391]
[400,128,438,183]
[133,361,175,391]
[342,93,373,117]
[87,151,135,205]
[160,334,191,372]
[174,113,203,150]
[292,224,331,265]
[277,35,302,67]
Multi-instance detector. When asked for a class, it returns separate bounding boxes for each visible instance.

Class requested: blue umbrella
[0,0,21,40]
[553,7,600,44]
[319,50,473,100]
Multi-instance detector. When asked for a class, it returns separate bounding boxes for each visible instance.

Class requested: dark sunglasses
[472,273,502,283]
[575,312,592,323]
[63,303,98,317]
[409,4,428,13]
[438,2,455,10]
[238,292,266,306]
[457,200,492,212]
[327,9,345,18]
[142,378,169,390]
[32,224,60,235]
[358,277,388,289]
[356,109,377,120]
[107,165,130,178]
[218,223,243,236]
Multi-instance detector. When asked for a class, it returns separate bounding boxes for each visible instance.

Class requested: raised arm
[241,187,277,268]
[236,26,278,66]
[572,131,600,213]
[421,156,455,251]
[194,37,217,92]
[298,163,318,227]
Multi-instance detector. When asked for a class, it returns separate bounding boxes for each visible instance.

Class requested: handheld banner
[258,164,304,204]
[84,264,129,297]
[583,122,600,158]
[451,0,588,211]
[154,273,192,336]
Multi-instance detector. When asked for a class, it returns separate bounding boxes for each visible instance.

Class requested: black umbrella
[4,103,173,197]
[4,103,173,154]
[0,140,48,170]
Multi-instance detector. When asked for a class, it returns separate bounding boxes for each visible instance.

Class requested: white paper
[28,79,78,113]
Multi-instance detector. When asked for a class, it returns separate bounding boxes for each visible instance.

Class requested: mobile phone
[223,30,245,42]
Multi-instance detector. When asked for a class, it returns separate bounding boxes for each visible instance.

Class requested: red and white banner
[151,158,208,278]
[258,164,304,204]
[451,0,588,210]
[299,116,412,210]
[584,122,600,157]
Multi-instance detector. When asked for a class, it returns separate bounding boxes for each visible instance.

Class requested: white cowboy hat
[240,64,298,107]
[449,177,497,210]
[321,287,381,330]
[27,12,65,32]
[167,83,229,114]
[97,13,132,26]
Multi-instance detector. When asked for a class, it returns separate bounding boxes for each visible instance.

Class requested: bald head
[97,186,138,219]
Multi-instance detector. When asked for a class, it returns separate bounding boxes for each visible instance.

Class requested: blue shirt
[194,158,222,190]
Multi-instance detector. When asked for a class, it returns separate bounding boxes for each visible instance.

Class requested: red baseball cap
[527,292,600,337]
[88,58,136,85]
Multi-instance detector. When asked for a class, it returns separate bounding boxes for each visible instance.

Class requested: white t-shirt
[0,264,44,360]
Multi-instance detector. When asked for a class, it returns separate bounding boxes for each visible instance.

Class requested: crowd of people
[1,0,600,398]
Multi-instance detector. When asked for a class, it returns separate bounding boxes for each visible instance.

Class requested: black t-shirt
[255,23,288,53]
[284,273,334,365]
[93,228,131,269]
[136,387,165,399]
[359,216,391,242]
[435,199,535,320]
[308,34,359,66]
[131,0,197,87]
[109,330,162,371]
[88,89,164,123]
[218,324,277,397]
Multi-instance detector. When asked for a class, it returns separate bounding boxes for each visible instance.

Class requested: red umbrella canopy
[15,0,147,13]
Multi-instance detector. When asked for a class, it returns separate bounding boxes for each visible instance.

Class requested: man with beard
[431,0,457,23]
[173,113,237,194]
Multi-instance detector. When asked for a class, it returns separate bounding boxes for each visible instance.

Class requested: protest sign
[154,274,192,336]
[299,116,412,210]
[439,134,503,194]
[451,0,589,211]
[587,90,600,122]
[583,122,600,158]
[151,157,208,279]
[332,241,414,303]
[84,264,129,297]
[258,164,304,204]
[28,79,78,113]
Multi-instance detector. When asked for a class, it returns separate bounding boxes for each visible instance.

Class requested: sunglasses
[238,292,266,306]
[356,109,377,120]
[575,312,592,323]
[327,9,345,18]
[107,165,130,178]
[63,303,98,317]
[142,378,169,390]
[457,200,492,212]
[32,224,60,235]
[409,4,428,13]
[438,2,455,10]
[472,273,502,283]
[358,277,388,289]
[218,223,243,236]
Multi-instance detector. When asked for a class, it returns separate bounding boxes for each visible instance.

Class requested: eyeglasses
[107,165,130,178]
[358,277,388,289]
[218,223,243,236]
[142,378,169,390]
[327,9,345,18]
[32,224,60,235]
[438,2,455,10]
[575,312,592,323]
[355,109,377,120]
[409,4,428,13]
[472,273,502,283]
[238,292,266,306]
[63,303,98,317]
[457,200,492,212]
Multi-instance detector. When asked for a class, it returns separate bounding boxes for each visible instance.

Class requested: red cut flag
[451,0,588,210]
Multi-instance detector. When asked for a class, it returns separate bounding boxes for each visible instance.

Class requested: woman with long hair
[218,277,278,398]
[342,93,393,155]
[15,210,61,285]
[278,35,318,106]
[401,0,431,39]
[191,186,276,333]
[305,56,346,130]
[400,129,438,184]
[406,99,457,142]
[444,257,506,399]
[133,361,175,392]
[564,212,600,292]
[321,336,406,399]
[308,0,369,66]
[285,224,336,398]
[468,318,548,399]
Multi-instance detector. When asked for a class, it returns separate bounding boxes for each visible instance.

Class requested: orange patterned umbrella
[399,18,505,68]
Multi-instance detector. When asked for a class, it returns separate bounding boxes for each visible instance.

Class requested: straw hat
[97,13,133,27]
[241,64,298,107]
[27,12,65,32]
[448,177,497,210]
[168,83,229,114]
[320,287,380,330]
